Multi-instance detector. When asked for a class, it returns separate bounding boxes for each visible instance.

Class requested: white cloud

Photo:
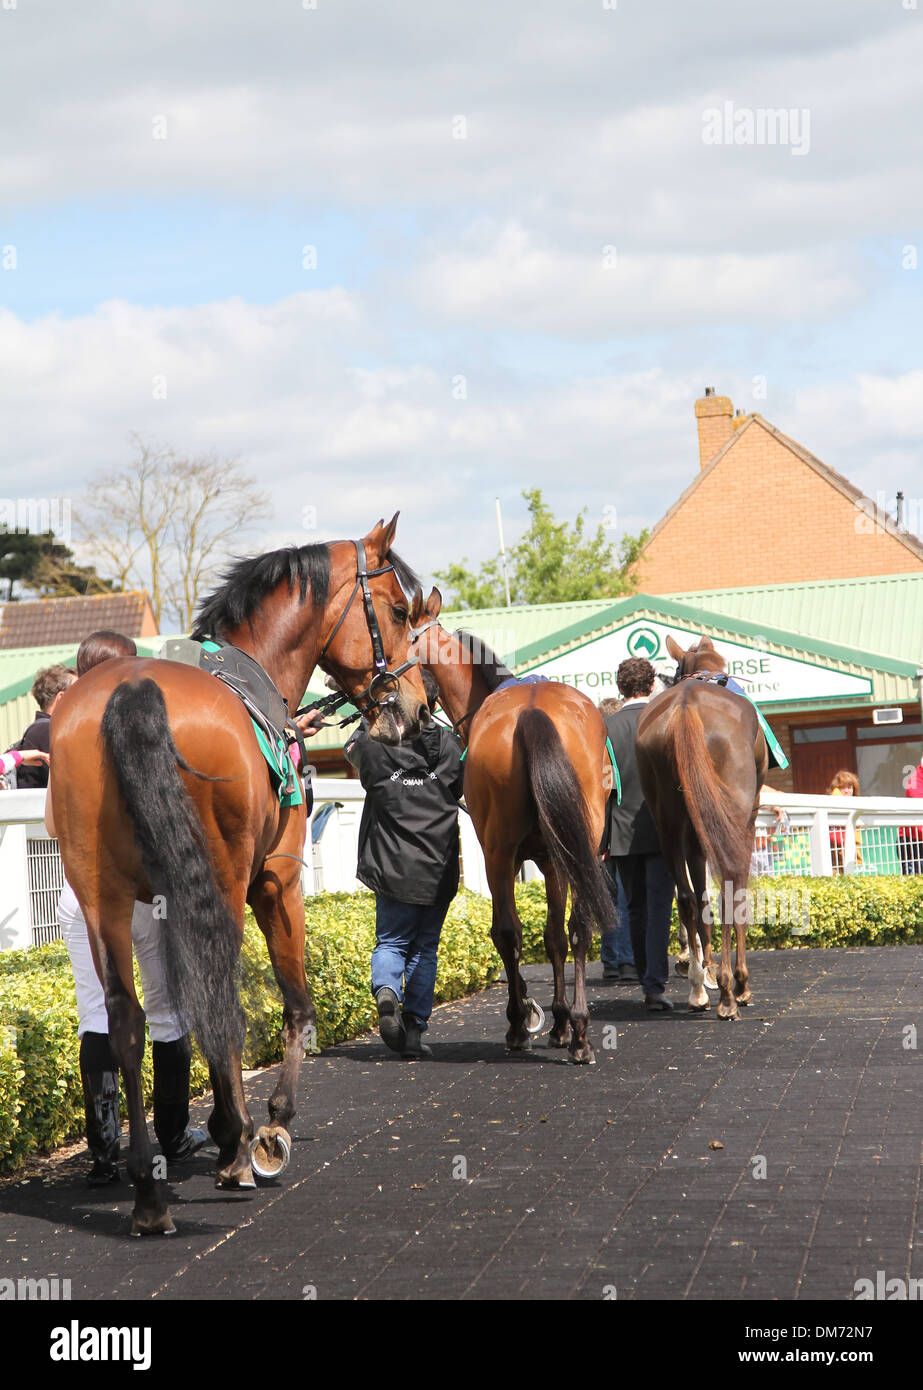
[411,222,865,335]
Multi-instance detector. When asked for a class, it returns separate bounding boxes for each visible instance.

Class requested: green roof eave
[0,636,166,706]
[511,592,922,679]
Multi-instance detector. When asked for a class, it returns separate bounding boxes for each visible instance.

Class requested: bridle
[408,616,480,743]
[295,540,418,727]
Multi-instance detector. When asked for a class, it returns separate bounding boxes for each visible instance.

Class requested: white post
[809,808,833,876]
[0,821,33,951]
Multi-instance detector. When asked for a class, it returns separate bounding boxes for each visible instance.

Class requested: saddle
[159,637,311,808]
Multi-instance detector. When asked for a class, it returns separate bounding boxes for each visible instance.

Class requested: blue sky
[1,0,921,602]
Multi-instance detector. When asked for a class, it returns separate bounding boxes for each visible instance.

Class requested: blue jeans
[371,895,450,1031]
[614,853,675,997]
[600,861,634,970]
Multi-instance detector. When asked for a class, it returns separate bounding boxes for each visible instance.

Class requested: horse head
[665,633,726,684]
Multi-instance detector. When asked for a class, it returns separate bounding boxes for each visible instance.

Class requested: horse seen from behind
[635,634,768,1020]
[50,516,428,1235]
[410,588,614,1064]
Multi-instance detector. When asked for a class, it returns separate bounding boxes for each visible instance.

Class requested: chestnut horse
[50,516,427,1235]
[635,635,768,1020]
[410,589,614,1064]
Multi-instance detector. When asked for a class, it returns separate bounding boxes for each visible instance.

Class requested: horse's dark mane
[454,629,516,692]
[192,544,332,640]
[191,543,421,641]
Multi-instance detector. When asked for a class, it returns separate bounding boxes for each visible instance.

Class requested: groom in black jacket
[603,658,676,1012]
[344,671,464,1059]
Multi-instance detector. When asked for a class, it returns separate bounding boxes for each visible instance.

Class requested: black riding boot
[80,1032,121,1186]
[152,1036,208,1163]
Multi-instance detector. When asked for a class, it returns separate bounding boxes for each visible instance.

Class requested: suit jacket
[604,703,661,857]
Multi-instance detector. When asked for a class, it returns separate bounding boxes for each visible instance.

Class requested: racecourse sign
[521,620,872,705]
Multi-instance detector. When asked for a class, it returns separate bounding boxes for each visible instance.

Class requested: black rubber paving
[2,946,921,1302]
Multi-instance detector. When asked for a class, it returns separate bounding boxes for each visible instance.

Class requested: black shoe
[163,1127,210,1164]
[87,1156,120,1187]
[401,1017,433,1060]
[618,963,640,985]
[601,967,621,983]
[644,994,674,1013]
[153,1036,198,1159]
[376,988,406,1053]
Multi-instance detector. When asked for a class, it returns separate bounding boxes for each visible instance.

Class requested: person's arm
[1,748,50,776]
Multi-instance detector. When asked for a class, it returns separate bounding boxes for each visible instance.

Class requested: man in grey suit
[603,658,676,1012]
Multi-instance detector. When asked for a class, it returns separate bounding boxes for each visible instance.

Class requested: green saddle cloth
[754,705,789,771]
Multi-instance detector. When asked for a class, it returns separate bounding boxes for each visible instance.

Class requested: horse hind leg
[95,915,175,1236]
[566,894,595,1065]
[542,863,571,1049]
[732,864,753,1008]
[486,850,531,1051]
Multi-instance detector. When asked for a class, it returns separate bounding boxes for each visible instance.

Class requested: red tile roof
[0,592,157,649]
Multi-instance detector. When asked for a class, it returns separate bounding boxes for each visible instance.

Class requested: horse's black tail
[514,707,614,934]
[100,678,245,1065]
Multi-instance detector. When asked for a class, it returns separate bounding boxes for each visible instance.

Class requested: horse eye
[391,606,408,624]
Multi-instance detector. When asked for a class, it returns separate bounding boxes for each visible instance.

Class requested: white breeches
[57,882,185,1043]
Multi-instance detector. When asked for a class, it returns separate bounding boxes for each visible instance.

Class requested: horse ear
[698,635,715,652]
[426,586,442,619]
[665,635,685,662]
[409,586,426,624]
[362,512,400,564]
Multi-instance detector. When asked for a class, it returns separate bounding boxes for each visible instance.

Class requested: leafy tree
[434,488,649,609]
[79,437,271,631]
[0,526,114,601]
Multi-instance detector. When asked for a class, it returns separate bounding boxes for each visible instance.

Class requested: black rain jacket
[344,722,465,906]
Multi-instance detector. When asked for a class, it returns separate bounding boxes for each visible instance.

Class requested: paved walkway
[2,946,921,1301]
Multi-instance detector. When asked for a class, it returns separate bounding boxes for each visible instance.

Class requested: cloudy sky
[1,0,921,607]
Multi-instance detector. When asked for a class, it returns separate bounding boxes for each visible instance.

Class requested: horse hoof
[249,1126,292,1181]
[569,1047,596,1066]
[524,999,545,1035]
[505,1035,532,1052]
[547,1031,571,1049]
[130,1210,176,1237]
[736,993,752,1007]
[717,1010,739,1022]
[674,958,690,978]
[215,1155,257,1189]
[688,1002,709,1014]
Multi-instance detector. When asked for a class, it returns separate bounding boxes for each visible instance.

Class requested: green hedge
[3,876,921,1173]
[670,875,923,952]
[0,886,556,1174]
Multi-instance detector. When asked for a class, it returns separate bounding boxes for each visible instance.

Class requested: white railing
[4,788,920,952]
[0,781,490,951]
[753,793,923,878]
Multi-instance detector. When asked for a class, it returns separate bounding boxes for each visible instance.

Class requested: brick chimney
[695,387,734,470]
